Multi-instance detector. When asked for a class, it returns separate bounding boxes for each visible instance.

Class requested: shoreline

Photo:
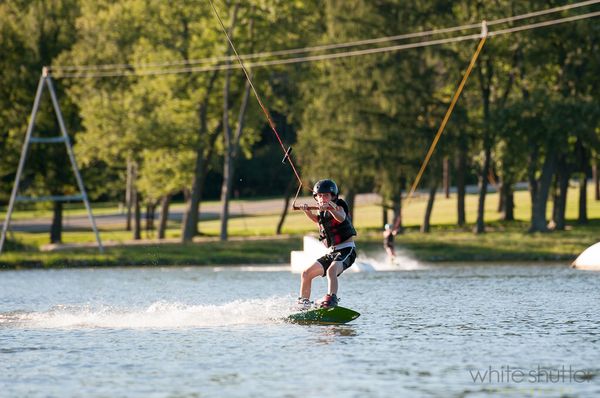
[0,235,582,270]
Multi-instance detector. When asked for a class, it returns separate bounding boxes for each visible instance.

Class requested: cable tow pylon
[208,0,318,210]
[0,67,104,255]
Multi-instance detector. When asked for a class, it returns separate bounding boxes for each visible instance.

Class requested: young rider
[297,179,357,309]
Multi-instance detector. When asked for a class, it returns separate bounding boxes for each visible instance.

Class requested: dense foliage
[1,0,599,242]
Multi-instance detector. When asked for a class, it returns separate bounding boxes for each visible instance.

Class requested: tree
[0,3,36,204]
[60,0,226,240]
[521,6,600,232]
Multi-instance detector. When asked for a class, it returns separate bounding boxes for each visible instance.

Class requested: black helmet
[313,179,338,197]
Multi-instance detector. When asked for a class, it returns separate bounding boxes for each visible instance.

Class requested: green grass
[359,220,599,262]
[1,185,599,268]
[0,238,301,269]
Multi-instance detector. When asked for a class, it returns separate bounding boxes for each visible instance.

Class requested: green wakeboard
[287,306,360,325]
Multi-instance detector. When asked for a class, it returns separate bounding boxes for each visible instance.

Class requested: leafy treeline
[1,0,599,244]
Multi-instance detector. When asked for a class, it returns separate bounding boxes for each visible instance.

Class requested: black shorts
[317,247,357,277]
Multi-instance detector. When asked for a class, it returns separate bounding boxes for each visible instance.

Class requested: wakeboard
[287,306,360,325]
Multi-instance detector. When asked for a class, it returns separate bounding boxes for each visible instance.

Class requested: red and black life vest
[318,198,357,247]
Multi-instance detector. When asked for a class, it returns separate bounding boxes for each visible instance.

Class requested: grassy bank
[1,220,597,269]
[361,220,598,262]
[1,187,599,268]
[0,238,302,269]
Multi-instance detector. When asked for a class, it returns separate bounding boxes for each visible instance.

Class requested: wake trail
[0,296,294,329]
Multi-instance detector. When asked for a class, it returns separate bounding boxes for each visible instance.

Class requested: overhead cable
[51,0,600,73]
[51,8,600,79]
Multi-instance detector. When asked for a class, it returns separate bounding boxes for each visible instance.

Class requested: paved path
[2,194,381,232]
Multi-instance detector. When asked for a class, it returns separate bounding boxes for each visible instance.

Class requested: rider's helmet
[312,179,339,198]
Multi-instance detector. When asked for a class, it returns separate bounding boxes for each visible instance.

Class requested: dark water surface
[1,264,598,397]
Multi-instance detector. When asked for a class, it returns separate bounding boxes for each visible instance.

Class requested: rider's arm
[301,204,319,223]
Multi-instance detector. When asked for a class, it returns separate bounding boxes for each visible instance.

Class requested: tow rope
[208,0,314,210]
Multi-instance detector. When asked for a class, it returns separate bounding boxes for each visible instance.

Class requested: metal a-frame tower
[0,67,103,254]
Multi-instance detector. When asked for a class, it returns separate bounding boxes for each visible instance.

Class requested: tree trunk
[474,146,491,234]
[553,155,569,231]
[220,126,233,242]
[134,191,141,240]
[129,161,141,240]
[593,162,599,201]
[503,184,515,221]
[50,201,63,244]
[527,145,539,211]
[219,5,245,242]
[145,202,156,238]
[158,194,171,239]
[276,178,296,235]
[182,151,203,241]
[181,71,220,242]
[421,184,437,233]
[184,123,221,241]
[529,151,556,232]
[497,179,504,213]
[551,177,559,226]
[578,172,588,224]
[125,159,133,231]
[220,77,252,241]
[456,147,466,226]
[474,56,493,234]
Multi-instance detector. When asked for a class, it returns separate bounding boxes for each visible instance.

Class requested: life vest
[384,231,394,247]
[318,198,357,247]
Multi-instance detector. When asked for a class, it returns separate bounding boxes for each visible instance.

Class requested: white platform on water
[572,242,600,271]
[290,235,423,273]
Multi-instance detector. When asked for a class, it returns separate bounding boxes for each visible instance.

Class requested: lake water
[1,261,599,397]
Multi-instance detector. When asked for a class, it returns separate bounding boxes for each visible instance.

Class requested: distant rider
[297,179,357,309]
[383,223,397,263]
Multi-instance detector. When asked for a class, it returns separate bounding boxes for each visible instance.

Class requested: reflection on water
[1,264,599,398]
[311,325,358,345]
